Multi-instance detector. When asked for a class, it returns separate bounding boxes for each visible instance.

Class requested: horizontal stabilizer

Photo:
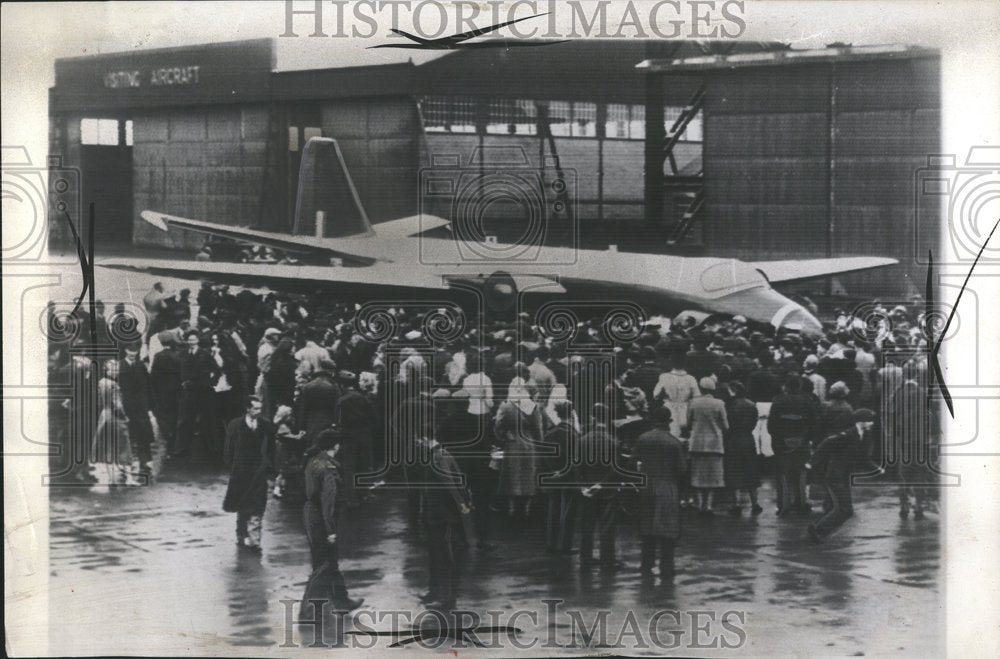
[372,214,451,239]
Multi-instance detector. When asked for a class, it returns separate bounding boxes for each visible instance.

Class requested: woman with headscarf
[494,374,545,518]
[686,377,729,515]
[265,338,299,417]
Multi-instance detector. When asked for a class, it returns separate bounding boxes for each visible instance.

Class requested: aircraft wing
[139,210,388,264]
[751,256,898,284]
[98,258,447,292]
[98,258,565,298]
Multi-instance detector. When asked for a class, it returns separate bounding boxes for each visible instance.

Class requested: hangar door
[79,117,133,244]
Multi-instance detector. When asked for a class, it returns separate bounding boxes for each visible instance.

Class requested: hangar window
[486,99,537,135]
[546,101,596,137]
[80,118,121,146]
[124,120,133,146]
[665,107,703,141]
[606,104,648,139]
[421,95,477,133]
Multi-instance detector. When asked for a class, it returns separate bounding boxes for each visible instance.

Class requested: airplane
[100,137,897,337]
[367,12,566,49]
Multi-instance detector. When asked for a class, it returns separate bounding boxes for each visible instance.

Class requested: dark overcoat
[222,417,275,515]
[635,426,686,539]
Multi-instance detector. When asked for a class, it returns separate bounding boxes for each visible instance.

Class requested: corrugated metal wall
[320,97,420,224]
[132,105,268,249]
[703,56,940,296]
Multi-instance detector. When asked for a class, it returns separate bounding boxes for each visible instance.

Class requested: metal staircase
[663,82,706,246]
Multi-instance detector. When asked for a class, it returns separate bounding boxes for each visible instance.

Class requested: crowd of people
[46,280,940,613]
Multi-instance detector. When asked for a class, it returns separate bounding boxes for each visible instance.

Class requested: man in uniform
[418,433,472,611]
[302,426,364,618]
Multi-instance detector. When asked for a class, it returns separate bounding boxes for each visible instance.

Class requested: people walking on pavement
[301,425,364,618]
[222,397,275,552]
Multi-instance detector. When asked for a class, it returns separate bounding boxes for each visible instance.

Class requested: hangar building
[48,38,940,296]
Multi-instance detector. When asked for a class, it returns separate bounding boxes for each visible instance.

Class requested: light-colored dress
[653,369,699,437]
[93,377,133,467]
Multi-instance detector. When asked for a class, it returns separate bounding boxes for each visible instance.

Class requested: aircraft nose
[771,303,824,337]
[715,288,824,337]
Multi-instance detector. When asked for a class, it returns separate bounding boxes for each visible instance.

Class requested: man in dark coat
[334,370,379,507]
[636,407,687,577]
[578,404,624,570]
[222,397,275,551]
[419,435,472,611]
[301,426,364,617]
[118,343,155,474]
[176,330,221,459]
[806,408,883,541]
[768,376,819,515]
[439,389,498,552]
[541,400,579,555]
[297,359,341,441]
[150,334,182,455]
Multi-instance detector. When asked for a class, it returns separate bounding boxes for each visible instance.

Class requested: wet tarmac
[47,451,943,656]
[39,258,943,654]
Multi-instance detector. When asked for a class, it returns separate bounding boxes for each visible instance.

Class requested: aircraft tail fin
[292,137,375,239]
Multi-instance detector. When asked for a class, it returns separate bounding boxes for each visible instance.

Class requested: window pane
[81,118,100,144]
[97,119,119,145]
[629,104,645,140]
[288,126,299,152]
[124,120,134,146]
[487,98,537,135]
[449,96,477,133]
[486,99,513,134]
[514,100,537,135]
[421,96,448,132]
[303,126,322,142]
[606,103,629,138]
[686,111,704,141]
[572,102,596,137]
[548,101,571,137]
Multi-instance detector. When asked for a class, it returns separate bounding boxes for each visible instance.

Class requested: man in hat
[298,358,341,443]
[802,355,827,403]
[805,408,883,542]
[118,343,155,474]
[256,327,282,397]
[334,370,378,507]
[176,329,221,459]
[418,429,472,610]
[302,425,364,616]
[150,332,182,455]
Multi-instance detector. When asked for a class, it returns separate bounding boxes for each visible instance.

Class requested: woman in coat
[724,381,763,515]
[636,406,687,577]
[686,377,729,515]
[494,375,545,518]
[93,360,135,485]
[265,338,298,416]
[652,352,699,437]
